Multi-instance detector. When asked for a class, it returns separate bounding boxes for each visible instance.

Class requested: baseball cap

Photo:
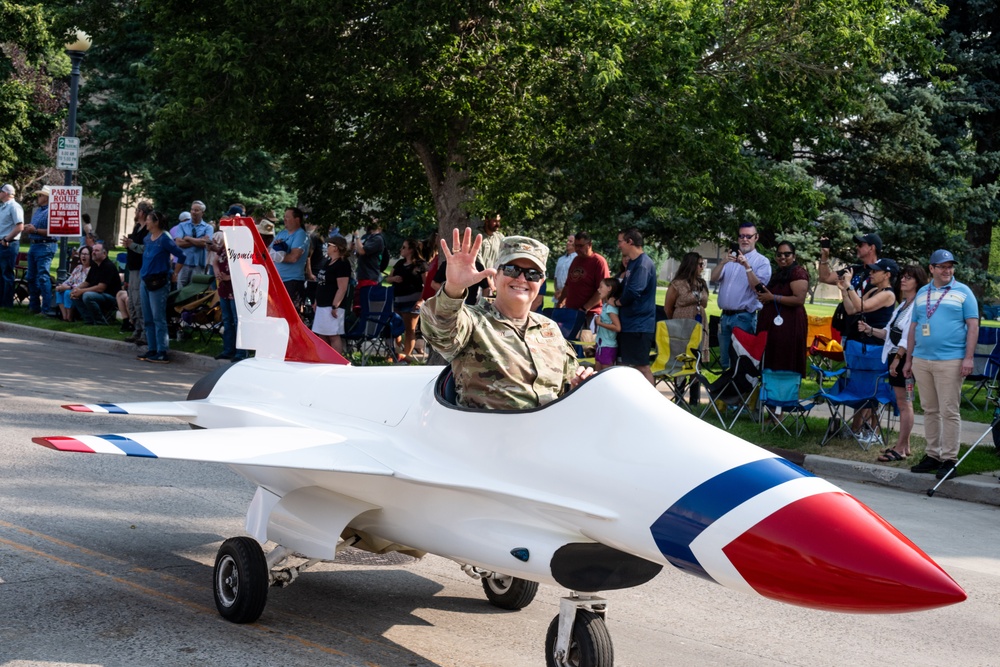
[178,211,192,222]
[226,205,244,217]
[496,235,549,272]
[853,232,882,252]
[34,185,51,197]
[929,249,957,265]
[1,184,14,196]
[866,258,899,277]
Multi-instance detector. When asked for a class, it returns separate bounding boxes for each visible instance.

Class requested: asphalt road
[2,329,999,666]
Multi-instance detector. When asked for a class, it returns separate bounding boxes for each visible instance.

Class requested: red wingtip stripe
[32,436,96,453]
[221,216,349,365]
[62,404,94,412]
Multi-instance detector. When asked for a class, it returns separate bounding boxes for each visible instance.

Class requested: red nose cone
[723,492,966,613]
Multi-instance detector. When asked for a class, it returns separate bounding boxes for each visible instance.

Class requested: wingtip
[33,436,96,453]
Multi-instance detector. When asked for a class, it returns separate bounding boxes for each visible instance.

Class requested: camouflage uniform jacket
[421,288,579,410]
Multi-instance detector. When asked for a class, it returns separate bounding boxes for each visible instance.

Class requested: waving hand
[440,227,497,299]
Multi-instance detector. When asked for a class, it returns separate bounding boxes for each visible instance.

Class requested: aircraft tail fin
[220,216,348,364]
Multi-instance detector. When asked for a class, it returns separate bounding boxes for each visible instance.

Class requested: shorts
[595,345,617,366]
[618,331,655,367]
[888,351,906,388]
[312,307,346,336]
[395,302,421,315]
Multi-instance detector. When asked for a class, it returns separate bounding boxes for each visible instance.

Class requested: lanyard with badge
[922,285,951,336]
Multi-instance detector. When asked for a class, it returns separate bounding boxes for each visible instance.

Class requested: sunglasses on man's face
[738,233,757,240]
[775,251,794,258]
[498,263,545,282]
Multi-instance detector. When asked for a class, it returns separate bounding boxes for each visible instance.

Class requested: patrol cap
[929,249,957,265]
[496,235,549,273]
[853,232,882,252]
[866,258,899,278]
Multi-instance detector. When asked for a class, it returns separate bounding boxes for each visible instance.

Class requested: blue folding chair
[812,339,890,450]
[343,285,404,366]
[759,369,814,437]
[545,308,587,356]
[962,326,1000,410]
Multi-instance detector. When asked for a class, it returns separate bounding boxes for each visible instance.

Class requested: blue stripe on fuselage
[99,434,157,458]
[650,458,812,579]
[98,403,127,414]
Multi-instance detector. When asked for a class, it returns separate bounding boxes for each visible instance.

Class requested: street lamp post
[58,30,91,282]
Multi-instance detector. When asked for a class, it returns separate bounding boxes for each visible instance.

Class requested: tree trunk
[411,124,472,237]
[96,190,123,248]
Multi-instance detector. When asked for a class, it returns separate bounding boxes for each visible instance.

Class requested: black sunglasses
[498,263,545,282]
[775,251,794,258]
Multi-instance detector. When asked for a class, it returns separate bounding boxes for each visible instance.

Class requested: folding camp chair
[812,339,891,450]
[651,319,702,410]
[176,290,222,343]
[962,326,1000,410]
[546,308,587,356]
[698,328,767,429]
[759,369,814,437]
[344,284,404,365]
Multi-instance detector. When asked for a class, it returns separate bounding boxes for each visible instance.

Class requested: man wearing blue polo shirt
[22,185,56,315]
[710,222,772,369]
[617,227,658,385]
[903,249,978,479]
[174,200,214,289]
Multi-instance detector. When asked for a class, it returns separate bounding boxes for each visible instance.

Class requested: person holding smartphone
[750,241,810,377]
[710,222,771,369]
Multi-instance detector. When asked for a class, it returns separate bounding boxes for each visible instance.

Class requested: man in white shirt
[554,234,576,294]
[0,183,24,308]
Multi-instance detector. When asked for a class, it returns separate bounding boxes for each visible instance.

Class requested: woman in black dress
[749,241,810,376]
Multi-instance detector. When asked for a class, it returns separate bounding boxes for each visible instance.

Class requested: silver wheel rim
[217,554,239,607]
[486,574,512,594]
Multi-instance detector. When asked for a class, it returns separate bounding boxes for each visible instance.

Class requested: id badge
[922,323,931,337]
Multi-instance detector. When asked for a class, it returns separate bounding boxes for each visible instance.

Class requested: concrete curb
[800,454,1000,506]
[0,321,226,373]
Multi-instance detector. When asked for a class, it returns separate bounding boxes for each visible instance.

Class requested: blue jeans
[140,281,170,354]
[719,311,757,370]
[219,297,246,358]
[26,242,56,312]
[0,240,18,307]
[73,291,116,324]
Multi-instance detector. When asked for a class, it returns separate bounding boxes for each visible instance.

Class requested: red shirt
[421,255,440,301]
[561,252,610,315]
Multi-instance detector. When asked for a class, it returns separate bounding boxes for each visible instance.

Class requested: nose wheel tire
[213,536,269,623]
[482,574,539,610]
[545,610,613,667]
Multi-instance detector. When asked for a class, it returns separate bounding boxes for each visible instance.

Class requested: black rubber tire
[481,574,539,610]
[545,609,614,667]
[213,536,269,623]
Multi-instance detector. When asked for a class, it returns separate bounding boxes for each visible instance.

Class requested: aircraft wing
[62,401,199,417]
[32,426,393,476]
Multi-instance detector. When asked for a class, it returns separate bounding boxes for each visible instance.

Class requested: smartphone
[729,243,739,258]
[754,283,766,294]
[820,238,832,249]
[837,268,849,277]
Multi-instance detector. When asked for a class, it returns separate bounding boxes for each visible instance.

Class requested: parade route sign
[57,136,80,170]
[48,186,83,237]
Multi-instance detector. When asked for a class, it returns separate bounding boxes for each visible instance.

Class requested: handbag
[143,272,169,291]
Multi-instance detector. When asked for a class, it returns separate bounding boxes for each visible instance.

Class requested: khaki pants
[911,357,963,462]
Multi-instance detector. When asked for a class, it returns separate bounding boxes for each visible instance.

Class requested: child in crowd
[593,277,622,371]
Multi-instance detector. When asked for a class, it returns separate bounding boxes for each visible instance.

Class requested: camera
[836,268,849,277]
[820,238,832,249]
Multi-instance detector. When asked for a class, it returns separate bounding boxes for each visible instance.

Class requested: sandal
[878,449,905,462]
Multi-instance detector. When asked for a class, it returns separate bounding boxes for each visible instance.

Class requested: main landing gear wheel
[482,574,539,610]
[545,610,613,667]
[213,536,269,623]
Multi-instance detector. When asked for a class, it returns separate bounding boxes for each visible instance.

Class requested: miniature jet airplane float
[35,218,965,667]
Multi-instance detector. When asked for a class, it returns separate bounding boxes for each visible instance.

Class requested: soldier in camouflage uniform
[421,228,592,410]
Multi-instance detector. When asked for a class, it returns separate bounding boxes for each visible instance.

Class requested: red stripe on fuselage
[723,492,966,613]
